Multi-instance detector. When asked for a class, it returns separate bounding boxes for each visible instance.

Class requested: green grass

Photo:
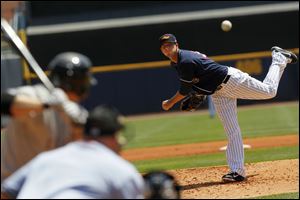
[249,192,299,199]
[123,103,299,199]
[123,103,299,149]
[133,146,299,173]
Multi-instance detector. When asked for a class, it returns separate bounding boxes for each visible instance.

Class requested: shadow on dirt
[180,174,259,190]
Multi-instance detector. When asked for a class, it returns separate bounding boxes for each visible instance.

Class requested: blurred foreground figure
[1,105,144,199]
[1,52,96,182]
[143,171,180,199]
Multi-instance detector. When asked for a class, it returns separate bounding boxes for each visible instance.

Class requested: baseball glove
[180,92,207,111]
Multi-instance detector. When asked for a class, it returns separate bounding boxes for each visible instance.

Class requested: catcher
[159,33,297,182]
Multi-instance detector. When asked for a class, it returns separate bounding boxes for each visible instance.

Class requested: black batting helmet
[143,171,180,199]
[48,52,97,98]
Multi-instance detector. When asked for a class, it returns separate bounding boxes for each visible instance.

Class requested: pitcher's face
[160,42,178,58]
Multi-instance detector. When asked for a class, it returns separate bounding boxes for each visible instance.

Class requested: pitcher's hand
[162,100,173,111]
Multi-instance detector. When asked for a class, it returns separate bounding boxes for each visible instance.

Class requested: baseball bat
[1,18,55,92]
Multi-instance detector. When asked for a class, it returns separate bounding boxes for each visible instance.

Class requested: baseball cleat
[271,46,298,64]
[222,172,245,182]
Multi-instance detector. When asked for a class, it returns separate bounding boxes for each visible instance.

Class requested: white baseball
[221,20,232,32]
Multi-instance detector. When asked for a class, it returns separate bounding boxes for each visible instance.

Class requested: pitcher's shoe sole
[271,46,298,64]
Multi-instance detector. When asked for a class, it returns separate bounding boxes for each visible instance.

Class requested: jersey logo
[192,78,200,84]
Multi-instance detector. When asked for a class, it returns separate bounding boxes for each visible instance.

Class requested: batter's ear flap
[50,74,72,92]
[50,74,61,87]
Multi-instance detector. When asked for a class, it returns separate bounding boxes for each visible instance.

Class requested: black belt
[223,74,231,84]
[216,75,231,91]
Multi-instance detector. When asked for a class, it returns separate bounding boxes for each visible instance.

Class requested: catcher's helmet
[84,104,124,137]
[48,52,97,98]
[143,171,180,199]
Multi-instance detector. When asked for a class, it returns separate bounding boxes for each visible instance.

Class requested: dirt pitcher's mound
[167,159,299,199]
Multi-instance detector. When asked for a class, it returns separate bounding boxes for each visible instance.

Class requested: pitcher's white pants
[211,51,289,177]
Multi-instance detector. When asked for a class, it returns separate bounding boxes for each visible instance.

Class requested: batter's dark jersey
[171,49,229,95]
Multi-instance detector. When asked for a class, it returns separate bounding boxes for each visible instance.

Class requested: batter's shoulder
[7,84,42,98]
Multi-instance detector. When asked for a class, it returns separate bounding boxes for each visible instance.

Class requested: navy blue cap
[159,34,177,46]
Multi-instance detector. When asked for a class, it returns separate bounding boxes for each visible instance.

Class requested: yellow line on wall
[91,48,299,73]
[91,60,170,73]
[26,48,299,79]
